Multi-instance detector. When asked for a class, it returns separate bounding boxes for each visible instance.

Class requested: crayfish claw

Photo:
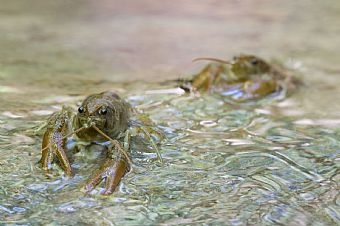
[39,109,74,176]
[83,156,128,195]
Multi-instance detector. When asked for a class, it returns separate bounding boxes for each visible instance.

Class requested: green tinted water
[0,0,339,225]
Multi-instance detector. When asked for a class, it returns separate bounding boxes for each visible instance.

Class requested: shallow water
[1,0,340,225]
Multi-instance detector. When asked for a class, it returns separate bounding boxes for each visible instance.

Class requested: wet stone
[27,184,48,192]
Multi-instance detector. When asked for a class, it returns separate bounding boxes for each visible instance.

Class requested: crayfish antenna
[192,57,231,64]
[91,125,133,168]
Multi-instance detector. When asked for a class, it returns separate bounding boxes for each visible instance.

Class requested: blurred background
[1,0,339,83]
[2,0,340,114]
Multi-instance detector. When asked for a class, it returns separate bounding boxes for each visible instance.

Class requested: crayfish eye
[250,58,258,65]
[78,106,85,113]
[99,108,107,115]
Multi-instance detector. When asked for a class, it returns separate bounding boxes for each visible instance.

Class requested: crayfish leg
[138,126,163,164]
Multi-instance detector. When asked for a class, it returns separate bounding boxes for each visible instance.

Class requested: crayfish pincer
[40,91,163,195]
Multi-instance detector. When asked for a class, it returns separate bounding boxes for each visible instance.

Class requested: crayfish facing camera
[40,91,163,195]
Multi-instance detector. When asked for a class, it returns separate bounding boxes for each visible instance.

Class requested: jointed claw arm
[84,127,131,195]
[84,152,128,195]
[40,108,74,176]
